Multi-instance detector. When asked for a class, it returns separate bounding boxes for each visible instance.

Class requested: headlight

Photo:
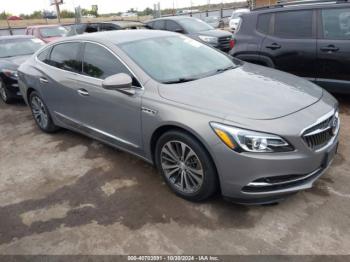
[198,35,218,44]
[2,69,18,80]
[210,122,294,153]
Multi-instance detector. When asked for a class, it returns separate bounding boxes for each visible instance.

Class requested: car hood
[43,36,62,43]
[0,55,31,69]
[158,63,323,120]
[193,29,232,38]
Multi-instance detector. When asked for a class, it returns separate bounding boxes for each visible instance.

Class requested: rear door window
[85,24,99,33]
[321,8,350,40]
[257,13,271,34]
[274,10,313,38]
[48,42,82,73]
[153,20,166,30]
[166,20,183,32]
[100,24,120,31]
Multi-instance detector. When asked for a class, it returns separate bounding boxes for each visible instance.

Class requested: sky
[0,0,240,15]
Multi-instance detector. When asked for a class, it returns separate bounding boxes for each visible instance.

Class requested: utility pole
[5,16,13,35]
[54,0,61,23]
[173,0,175,15]
[157,2,161,17]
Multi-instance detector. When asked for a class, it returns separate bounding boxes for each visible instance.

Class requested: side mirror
[102,73,135,95]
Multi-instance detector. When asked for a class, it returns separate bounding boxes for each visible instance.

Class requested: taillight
[230,39,235,49]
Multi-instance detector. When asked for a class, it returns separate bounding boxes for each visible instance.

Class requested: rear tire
[155,130,218,202]
[29,91,59,133]
[0,79,13,104]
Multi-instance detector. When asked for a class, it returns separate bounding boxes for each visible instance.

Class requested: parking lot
[0,94,349,255]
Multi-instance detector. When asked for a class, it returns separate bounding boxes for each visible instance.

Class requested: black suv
[230,0,350,94]
[146,17,234,52]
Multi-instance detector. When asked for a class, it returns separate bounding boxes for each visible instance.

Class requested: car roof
[27,24,63,29]
[0,35,35,40]
[149,16,200,22]
[252,1,350,13]
[66,29,178,45]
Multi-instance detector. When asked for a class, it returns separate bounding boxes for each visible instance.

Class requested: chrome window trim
[35,39,144,90]
[54,111,139,148]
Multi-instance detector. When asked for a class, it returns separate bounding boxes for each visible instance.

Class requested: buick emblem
[331,116,338,136]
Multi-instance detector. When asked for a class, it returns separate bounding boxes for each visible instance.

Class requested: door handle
[78,89,89,96]
[266,43,281,50]
[320,45,339,52]
[39,77,48,84]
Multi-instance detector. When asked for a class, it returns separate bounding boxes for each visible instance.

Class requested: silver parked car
[18,30,340,204]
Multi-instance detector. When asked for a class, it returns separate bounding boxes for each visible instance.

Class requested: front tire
[29,91,58,133]
[155,130,218,202]
[0,79,13,104]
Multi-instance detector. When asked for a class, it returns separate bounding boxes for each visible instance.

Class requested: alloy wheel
[160,140,204,194]
[30,95,48,129]
[0,81,7,102]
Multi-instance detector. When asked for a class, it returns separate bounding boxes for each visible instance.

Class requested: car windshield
[120,35,238,83]
[231,11,248,19]
[0,38,45,58]
[204,17,218,23]
[178,18,214,33]
[40,26,67,37]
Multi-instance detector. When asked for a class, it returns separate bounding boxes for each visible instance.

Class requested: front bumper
[212,133,339,205]
[3,78,22,98]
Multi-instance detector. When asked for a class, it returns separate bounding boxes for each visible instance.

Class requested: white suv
[229,8,250,33]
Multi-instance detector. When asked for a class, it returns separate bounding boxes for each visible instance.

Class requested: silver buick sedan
[18,30,340,204]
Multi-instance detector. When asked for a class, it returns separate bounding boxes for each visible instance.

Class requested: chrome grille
[218,36,231,51]
[302,112,339,150]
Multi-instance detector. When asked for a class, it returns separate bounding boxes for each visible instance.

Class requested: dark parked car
[230,0,350,94]
[0,36,45,103]
[146,17,234,52]
[66,21,146,36]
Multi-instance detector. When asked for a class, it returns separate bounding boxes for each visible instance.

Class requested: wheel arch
[149,124,220,186]
[235,54,275,68]
[26,87,36,103]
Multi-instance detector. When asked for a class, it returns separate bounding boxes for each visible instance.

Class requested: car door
[74,42,143,150]
[37,42,83,122]
[316,7,350,93]
[260,10,317,80]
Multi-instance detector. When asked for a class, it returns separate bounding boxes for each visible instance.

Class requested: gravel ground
[0,95,349,255]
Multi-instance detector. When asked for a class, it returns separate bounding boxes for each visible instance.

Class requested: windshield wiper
[163,77,198,84]
[216,65,235,73]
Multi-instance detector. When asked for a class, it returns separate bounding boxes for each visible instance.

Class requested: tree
[28,10,43,19]
[0,11,12,20]
[60,9,75,18]
[127,8,137,13]
[138,7,153,16]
